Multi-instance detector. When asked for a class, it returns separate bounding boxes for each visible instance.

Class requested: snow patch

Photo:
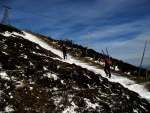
[43,73,58,80]
[0,71,10,80]
[5,105,14,112]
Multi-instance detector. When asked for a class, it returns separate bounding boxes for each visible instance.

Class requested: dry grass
[72,55,150,91]
[27,30,150,91]
[145,84,150,91]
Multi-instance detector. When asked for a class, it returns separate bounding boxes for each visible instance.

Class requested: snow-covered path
[22,31,150,102]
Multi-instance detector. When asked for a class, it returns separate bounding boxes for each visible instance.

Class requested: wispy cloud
[0,0,150,68]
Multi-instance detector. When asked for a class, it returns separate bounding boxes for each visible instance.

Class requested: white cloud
[1,0,150,68]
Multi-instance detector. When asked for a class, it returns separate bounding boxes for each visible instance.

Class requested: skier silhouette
[61,44,67,59]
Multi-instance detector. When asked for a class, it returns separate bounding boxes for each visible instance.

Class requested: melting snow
[20,31,150,102]
[0,71,10,80]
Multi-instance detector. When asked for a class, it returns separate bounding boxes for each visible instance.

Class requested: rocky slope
[0,24,150,113]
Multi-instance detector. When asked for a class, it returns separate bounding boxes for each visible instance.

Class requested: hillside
[27,30,150,79]
[0,24,150,113]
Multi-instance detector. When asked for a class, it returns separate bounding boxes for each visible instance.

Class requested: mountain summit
[0,24,150,113]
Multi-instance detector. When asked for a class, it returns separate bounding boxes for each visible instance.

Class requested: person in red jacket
[101,58,111,78]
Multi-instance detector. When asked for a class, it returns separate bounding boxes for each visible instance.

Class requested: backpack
[62,44,67,52]
[101,59,112,65]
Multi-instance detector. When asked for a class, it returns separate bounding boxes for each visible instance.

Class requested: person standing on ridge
[101,57,112,78]
[61,44,67,60]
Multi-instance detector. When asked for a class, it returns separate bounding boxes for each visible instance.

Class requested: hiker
[101,57,111,78]
[61,44,67,59]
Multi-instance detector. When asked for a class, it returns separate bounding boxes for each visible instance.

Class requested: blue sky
[0,0,150,69]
